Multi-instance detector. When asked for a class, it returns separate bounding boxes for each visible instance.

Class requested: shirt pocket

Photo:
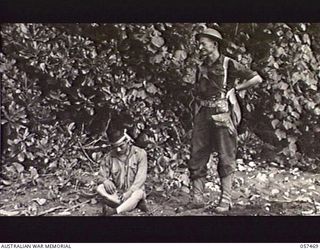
[209,67,224,77]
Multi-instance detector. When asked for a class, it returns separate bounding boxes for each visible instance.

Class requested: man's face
[113,140,130,156]
[198,36,219,59]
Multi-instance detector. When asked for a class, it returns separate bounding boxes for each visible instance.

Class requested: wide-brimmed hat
[195,28,224,43]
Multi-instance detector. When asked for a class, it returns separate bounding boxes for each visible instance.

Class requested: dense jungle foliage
[1,23,320,197]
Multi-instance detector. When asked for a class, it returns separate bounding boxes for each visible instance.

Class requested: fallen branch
[63,199,91,213]
[77,139,97,171]
[84,136,105,147]
[171,124,182,144]
[38,199,92,216]
[0,209,20,216]
[147,206,161,216]
[38,206,64,216]
[74,145,103,150]
[105,116,111,133]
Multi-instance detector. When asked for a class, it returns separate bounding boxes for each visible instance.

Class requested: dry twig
[63,199,91,212]
[38,206,64,216]
[77,140,97,172]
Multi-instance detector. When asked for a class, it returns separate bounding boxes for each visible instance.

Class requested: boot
[102,205,117,216]
[137,199,148,212]
[215,174,232,213]
[187,177,206,209]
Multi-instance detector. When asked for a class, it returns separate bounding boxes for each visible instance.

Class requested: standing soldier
[188,28,263,212]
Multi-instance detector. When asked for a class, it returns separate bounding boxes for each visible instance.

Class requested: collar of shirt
[110,144,133,161]
[201,54,224,67]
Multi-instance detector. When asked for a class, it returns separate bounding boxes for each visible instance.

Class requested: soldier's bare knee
[132,189,144,199]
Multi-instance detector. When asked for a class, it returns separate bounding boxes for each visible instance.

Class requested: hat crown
[197,28,223,41]
[107,127,125,144]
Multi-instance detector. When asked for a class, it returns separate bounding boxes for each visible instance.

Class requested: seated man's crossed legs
[96,183,147,216]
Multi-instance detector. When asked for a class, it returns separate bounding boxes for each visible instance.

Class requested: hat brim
[110,135,127,147]
[195,33,225,45]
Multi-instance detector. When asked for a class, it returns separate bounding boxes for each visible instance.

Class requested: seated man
[96,126,148,216]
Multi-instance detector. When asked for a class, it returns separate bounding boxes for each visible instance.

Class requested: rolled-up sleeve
[229,58,258,80]
[128,150,148,193]
[97,155,111,183]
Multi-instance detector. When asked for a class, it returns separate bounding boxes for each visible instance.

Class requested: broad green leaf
[291,72,301,84]
[150,54,163,64]
[274,92,282,102]
[287,136,297,144]
[174,50,187,61]
[292,98,302,113]
[274,103,285,112]
[288,142,297,155]
[271,119,280,129]
[40,137,48,145]
[294,34,302,43]
[29,167,39,180]
[48,160,58,169]
[283,121,293,130]
[275,129,286,140]
[306,101,316,110]
[302,34,311,45]
[279,81,289,90]
[12,162,25,173]
[314,107,320,116]
[146,84,158,94]
[271,189,280,195]
[168,167,175,179]
[151,36,165,48]
[20,24,29,34]
[25,151,35,160]
[136,89,147,99]
[17,152,25,162]
[33,198,47,206]
[291,111,300,119]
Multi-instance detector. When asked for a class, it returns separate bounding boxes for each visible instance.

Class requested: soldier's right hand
[103,180,116,194]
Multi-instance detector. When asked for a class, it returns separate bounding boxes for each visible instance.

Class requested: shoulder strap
[222,56,230,90]
[224,56,242,126]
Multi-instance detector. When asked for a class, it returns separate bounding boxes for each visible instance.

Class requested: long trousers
[96,184,145,214]
[188,107,237,180]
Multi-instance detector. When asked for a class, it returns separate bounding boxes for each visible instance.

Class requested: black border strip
[1,0,320,22]
[1,216,320,242]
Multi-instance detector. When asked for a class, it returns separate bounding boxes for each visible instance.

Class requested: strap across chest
[197,56,230,100]
[198,57,230,91]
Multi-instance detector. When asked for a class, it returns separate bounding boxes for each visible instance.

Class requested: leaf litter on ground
[1,156,320,216]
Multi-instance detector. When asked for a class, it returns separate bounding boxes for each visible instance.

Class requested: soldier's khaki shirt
[195,55,258,99]
[99,145,147,194]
